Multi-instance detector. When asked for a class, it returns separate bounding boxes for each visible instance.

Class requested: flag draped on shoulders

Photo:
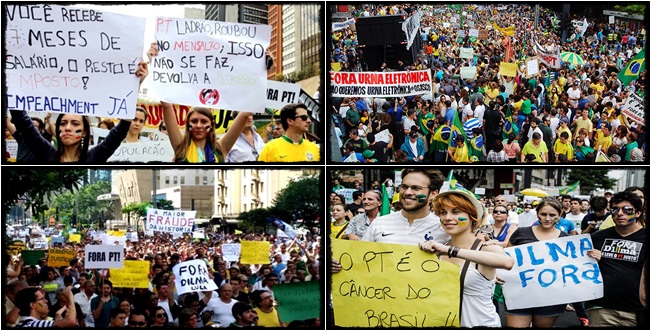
[618,48,645,87]
[502,107,519,140]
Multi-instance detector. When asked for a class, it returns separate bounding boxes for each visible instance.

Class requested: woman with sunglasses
[505,198,569,328]
[491,205,517,247]
[419,190,513,327]
[150,306,168,327]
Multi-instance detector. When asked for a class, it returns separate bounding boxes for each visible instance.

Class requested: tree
[566,169,617,195]
[121,200,174,228]
[3,169,86,216]
[50,180,114,228]
[613,4,646,16]
[273,175,320,227]
[237,208,274,233]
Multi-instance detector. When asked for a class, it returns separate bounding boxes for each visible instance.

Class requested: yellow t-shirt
[595,130,612,152]
[557,126,573,142]
[254,307,282,327]
[453,144,470,163]
[258,135,320,162]
[521,141,548,162]
[512,100,523,111]
[553,140,574,160]
[558,76,567,89]
[330,221,348,239]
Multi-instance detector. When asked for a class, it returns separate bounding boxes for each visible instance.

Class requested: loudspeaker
[356,15,406,46]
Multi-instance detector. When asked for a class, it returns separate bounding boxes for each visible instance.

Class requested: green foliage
[614,4,646,15]
[567,169,617,195]
[273,175,320,223]
[277,64,321,83]
[51,180,113,227]
[237,207,274,233]
[3,169,86,216]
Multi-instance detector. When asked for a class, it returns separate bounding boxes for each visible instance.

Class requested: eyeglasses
[129,321,147,326]
[156,314,166,318]
[260,296,272,300]
[493,210,508,214]
[576,140,583,143]
[35,296,47,303]
[611,206,635,215]
[293,115,310,121]
[399,184,426,192]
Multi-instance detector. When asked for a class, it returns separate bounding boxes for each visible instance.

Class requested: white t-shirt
[74,292,98,327]
[567,88,581,107]
[409,140,419,158]
[517,210,538,227]
[474,104,486,124]
[564,212,586,233]
[403,117,416,132]
[202,298,238,326]
[362,211,450,245]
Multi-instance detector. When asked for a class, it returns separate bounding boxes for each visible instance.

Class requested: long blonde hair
[175,107,222,162]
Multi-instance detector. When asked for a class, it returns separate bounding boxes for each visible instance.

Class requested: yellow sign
[331,239,461,327]
[47,248,77,267]
[108,230,127,237]
[331,62,342,72]
[493,22,515,36]
[240,241,271,264]
[69,234,82,243]
[7,241,26,256]
[499,62,518,77]
[110,260,151,288]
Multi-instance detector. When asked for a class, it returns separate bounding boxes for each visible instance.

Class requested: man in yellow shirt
[594,122,613,153]
[573,109,593,138]
[520,132,548,163]
[258,103,320,162]
[553,131,574,161]
[251,290,284,327]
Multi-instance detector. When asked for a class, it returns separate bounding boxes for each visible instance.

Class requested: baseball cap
[435,189,486,222]
[362,150,375,159]
[573,81,579,85]
[409,131,418,138]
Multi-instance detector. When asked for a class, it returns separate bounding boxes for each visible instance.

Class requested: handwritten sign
[6,140,18,162]
[150,17,271,113]
[266,80,300,110]
[375,129,391,144]
[146,208,196,233]
[240,241,270,264]
[5,4,145,119]
[125,232,139,242]
[500,235,603,310]
[84,244,124,269]
[499,62,517,77]
[221,243,241,262]
[468,29,479,38]
[330,70,433,98]
[335,188,358,204]
[109,260,150,288]
[135,98,235,134]
[621,94,645,125]
[172,259,218,295]
[32,237,49,249]
[7,241,26,256]
[50,236,64,245]
[493,22,515,36]
[107,140,175,163]
[526,58,539,77]
[275,281,320,322]
[331,239,461,327]
[478,29,489,40]
[332,18,355,32]
[459,47,473,59]
[460,66,477,79]
[68,233,82,243]
[47,248,77,267]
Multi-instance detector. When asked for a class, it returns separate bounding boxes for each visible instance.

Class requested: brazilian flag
[618,48,645,87]
[502,107,520,140]
[559,181,580,195]
[446,170,480,199]
[470,135,484,162]
[431,124,451,151]
[448,110,471,160]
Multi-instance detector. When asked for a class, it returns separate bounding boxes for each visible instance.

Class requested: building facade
[205,4,268,24]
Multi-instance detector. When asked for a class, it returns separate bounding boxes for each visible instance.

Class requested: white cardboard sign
[107,141,175,163]
[221,243,241,262]
[621,94,645,125]
[84,244,124,269]
[172,259,218,295]
[266,80,301,110]
[146,208,196,233]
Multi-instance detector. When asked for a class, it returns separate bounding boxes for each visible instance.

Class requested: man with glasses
[258,103,319,162]
[251,290,283,327]
[127,310,148,328]
[586,191,646,327]
[74,279,97,327]
[341,190,382,241]
[16,286,77,327]
[494,195,519,225]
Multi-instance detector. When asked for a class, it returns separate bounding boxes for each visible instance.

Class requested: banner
[109,260,150,288]
[401,11,422,49]
[47,248,77,267]
[84,244,124,269]
[221,243,241,261]
[332,18,355,32]
[298,89,320,123]
[106,140,175,163]
[526,58,539,77]
[459,47,474,59]
[330,70,433,98]
[331,239,461,327]
[146,208,196,233]
[275,282,320,322]
[621,93,645,125]
[493,22,515,36]
[266,80,301,111]
[240,240,270,264]
[534,40,560,69]
[5,5,145,119]
[460,66,477,79]
[150,17,271,113]
[22,250,47,266]
[172,259,218,295]
[125,232,139,242]
[500,235,603,310]
[499,62,517,77]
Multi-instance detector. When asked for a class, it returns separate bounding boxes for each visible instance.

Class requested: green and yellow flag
[559,181,580,195]
[618,48,645,87]
[380,184,391,216]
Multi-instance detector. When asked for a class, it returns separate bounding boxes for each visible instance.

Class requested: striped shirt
[17,316,54,328]
[463,117,482,137]
[362,211,450,245]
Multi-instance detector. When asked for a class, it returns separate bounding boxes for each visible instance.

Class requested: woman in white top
[420,190,513,327]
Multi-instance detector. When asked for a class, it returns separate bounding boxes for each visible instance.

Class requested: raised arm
[8,109,56,161]
[161,101,184,151]
[217,111,252,156]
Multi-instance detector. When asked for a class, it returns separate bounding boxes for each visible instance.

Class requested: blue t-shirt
[445,108,456,125]
[533,218,575,234]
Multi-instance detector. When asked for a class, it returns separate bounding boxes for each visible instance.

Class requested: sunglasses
[493,210,508,214]
[293,115,310,121]
[156,314,166,318]
[129,321,147,326]
[611,206,635,215]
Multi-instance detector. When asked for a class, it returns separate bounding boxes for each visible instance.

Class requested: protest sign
[478,29,489,40]
[275,282,320,322]
[526,58,539,77]
[450,17,457,24]
[467,21,475,28]
[330,70,433,98]
[109,260,150,288]
[5,4,145,119]
[335,188,358,204]
[146,208,196,233]
[298,89,321,122]
[7,241,26,256]
[456,30,465,38]
[50,236,64,245]
[468,29,479,38]
[343,153,359,162]
[6,140,18,162]
[136,98,235,134]
[534,40,560,69]
[442,22,450,28]
[240,241,270,264]
[460,66,477,79]
[401,11,421,49]
[125,231,139,242]
[500,234,603,310]
[331,62,342,71]
[47,248,77,267]
[33,237,49,249]
[107,140,175,163]
[192,231,205,239]
[172,259,218,295]
[609,16,615,24]
[375,129,391,144]
[493,22,515,36]
[68,233,82,243]
[621,94,645,125]
[266,80,301,110]
[459,47,474,59]
[499,62,518,77]
[150,17,271,112]
[84,244,124,269]
[22,250,47,266]
[332,18,355,32]
[331,239,461,327]
[221,243,241,261]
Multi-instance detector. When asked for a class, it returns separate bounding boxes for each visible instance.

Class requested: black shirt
[366,141,389,163]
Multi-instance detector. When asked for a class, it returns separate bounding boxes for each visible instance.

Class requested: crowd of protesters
[331,4,646,163]
[5,229,321,328]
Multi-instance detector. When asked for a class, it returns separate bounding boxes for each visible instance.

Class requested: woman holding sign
[504,197,568,328]
[419,190,514,327]
[8,62,149,163]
